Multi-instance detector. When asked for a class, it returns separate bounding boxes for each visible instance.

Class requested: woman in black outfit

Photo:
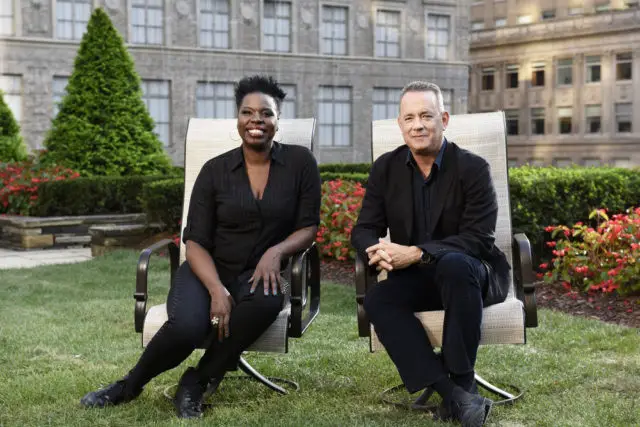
[80,75,322,419]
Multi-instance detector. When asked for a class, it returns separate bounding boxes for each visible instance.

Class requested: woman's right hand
[210,285,235,342]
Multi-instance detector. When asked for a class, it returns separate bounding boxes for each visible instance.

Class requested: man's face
[397,90,449,156]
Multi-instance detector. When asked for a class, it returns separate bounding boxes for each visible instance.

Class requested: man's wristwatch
[419,249,432,265]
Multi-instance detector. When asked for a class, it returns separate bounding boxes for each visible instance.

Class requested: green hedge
[140,178,184,232]
[29,166,640,263]
[318,163,371,174]
[34,175,168,216]
[509,166,640,258]
[320,172,368,185]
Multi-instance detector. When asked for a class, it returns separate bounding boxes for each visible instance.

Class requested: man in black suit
[351,81,511,427]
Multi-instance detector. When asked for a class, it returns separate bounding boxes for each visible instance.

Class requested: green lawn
[0,250,638,427]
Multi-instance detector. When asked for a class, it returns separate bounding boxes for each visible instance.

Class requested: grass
[0,250,638,427]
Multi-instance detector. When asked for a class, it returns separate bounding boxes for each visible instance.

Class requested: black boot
[80,378,143,408]
[174,367,207,419]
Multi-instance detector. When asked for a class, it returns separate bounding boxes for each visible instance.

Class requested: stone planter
[0,213,158,251]
[89,223,169,257]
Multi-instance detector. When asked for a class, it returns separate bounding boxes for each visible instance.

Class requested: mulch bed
[320,259,639,329]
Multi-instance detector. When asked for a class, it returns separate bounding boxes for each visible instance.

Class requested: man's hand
[366,239,423,271]
[249,247,283,296]
[210,285,235,342]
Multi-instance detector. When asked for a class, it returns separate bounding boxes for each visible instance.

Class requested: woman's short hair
[234,75,287,112]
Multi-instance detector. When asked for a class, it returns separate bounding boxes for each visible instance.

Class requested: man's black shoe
[174,367,207,419]
[446,386,493,427]
[80,379,142,408]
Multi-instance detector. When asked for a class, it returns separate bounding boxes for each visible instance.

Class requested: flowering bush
[539,208,640,296]
[0,160,80,215]
[316,179,365,261]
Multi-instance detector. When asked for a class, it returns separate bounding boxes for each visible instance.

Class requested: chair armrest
[512,233,538,328]
[355,251,378,337]
[288,242,321,338]
[135,238,179,333]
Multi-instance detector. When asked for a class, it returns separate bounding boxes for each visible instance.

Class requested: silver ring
[211,317,219,326]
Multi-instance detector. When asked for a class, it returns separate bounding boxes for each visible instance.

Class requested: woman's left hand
[249,247,283,296]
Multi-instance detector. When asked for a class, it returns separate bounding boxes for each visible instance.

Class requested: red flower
[546,241,557,247]
[539,263,548,269]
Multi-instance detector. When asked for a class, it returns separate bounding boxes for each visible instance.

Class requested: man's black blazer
[351,139,511,307]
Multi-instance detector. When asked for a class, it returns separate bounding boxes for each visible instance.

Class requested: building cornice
[471,9,640,49]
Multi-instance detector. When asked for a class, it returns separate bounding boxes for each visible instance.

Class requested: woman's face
[237,92,279,151]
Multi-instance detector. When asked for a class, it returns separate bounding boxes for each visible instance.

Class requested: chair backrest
[371,111,514,296]
[179,118,316,263]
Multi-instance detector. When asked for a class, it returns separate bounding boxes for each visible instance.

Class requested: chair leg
[474,373,523,405]
[238,356,291,395]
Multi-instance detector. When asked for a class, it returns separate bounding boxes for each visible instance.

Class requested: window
[506,110,519,135]
[280,84,296,119]
[527,158,545,166]
[372,87,401,120]
[321,6,348,55]
[517,15,532,24]
[583,158,602,167]
[595,2,610,12]
[481,67,495,91]
[507,158,518,168]
[199,0,230,48]
[531,63,545,87]
[131,0,164,45]
[611,158,631,168]
[585,55,601,83]
[427,14,450,60]
[196,82,235,118]
[541,9,556,20]
[553,158,572,168]
[557,59,573,86]
[585,105,601,133]
[141,80,171,147]
[317,86,351,147]
[56,0,91,40]
[626,1,640,8]
[471,21,484,30]
[375,10,400,58]
[616,53,632,81]
[531,108,545,135]
[0,0,15,36]
[495,18,506,27]
[0,75,22,123]
[441,89,453,113]
[506,64,519,88]
[52,76,69,117]
[263,1,291,52]
[569,7,583,15]
[615,103,632,133]
[558,107,572,134]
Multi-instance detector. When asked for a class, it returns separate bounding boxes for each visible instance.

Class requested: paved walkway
[0,248,93,269]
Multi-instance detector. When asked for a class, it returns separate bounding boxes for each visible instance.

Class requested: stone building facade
[468,0,640,167]
[0,0,471,164]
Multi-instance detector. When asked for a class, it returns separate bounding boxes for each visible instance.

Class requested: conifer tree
[42,8,172,176]
[0,90,27,162]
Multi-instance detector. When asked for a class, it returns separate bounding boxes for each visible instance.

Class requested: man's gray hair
[400,81,445,113]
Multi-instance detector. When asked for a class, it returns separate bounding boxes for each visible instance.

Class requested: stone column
[633,48,640,134]
[601,50,613,138]
[574,54,584,137]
